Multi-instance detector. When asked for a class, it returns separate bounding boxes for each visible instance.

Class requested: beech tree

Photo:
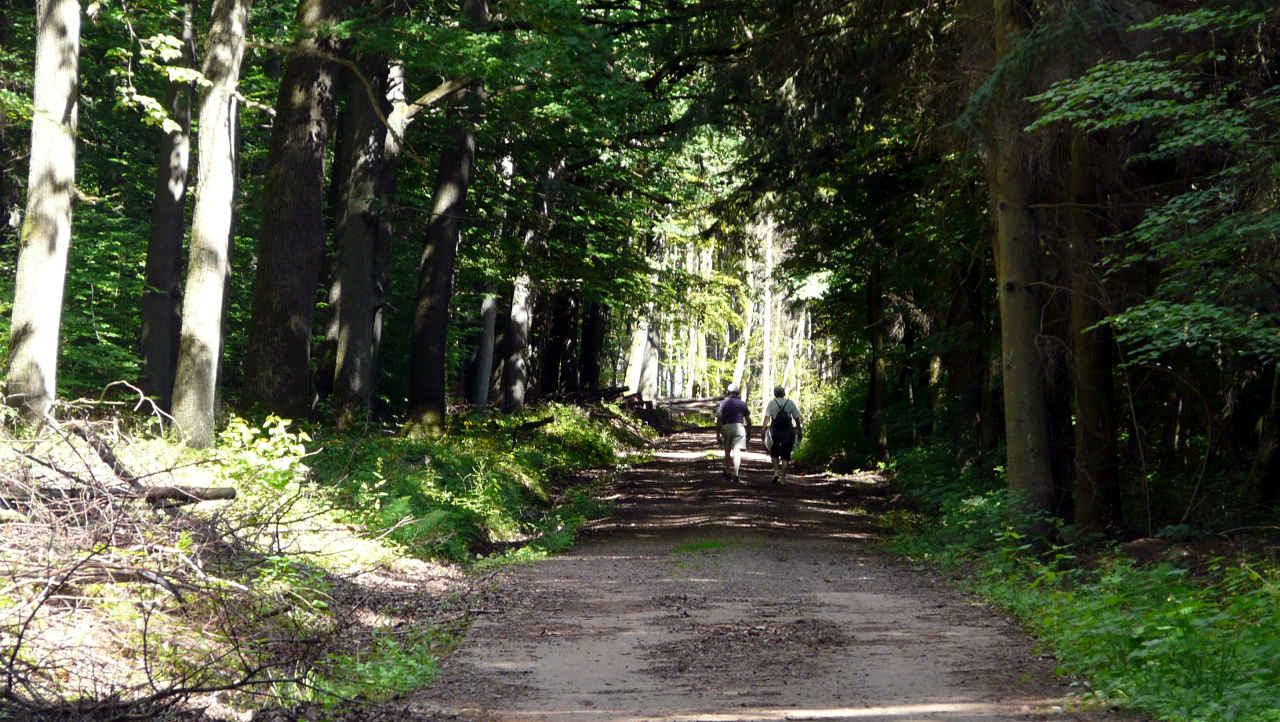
[140,0,198,411]
[5,0,81,423]
[171,0,252,447]
[331,53,388,428]
[242,0,345,417]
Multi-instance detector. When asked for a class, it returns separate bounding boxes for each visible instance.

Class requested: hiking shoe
[733,475,741,484]
[771,474,780,484]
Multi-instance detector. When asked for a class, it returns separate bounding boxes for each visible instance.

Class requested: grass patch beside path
[885,495,1280,722]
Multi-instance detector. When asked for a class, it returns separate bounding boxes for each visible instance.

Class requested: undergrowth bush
[793,381,871,469]
[886,481,1280,721]
[0,400,633,718]
[309,403,621,562]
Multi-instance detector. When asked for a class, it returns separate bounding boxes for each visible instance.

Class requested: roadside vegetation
[0,402,646,719]
[799,380,1280,722]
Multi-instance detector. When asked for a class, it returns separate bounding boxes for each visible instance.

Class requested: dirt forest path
[407,427,1135,722]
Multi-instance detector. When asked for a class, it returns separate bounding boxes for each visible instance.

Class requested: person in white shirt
[762,385,802,484]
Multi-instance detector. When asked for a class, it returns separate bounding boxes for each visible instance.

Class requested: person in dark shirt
[715,383,752,483]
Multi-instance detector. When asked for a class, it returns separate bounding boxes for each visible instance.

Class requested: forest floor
[344,426,1151,722]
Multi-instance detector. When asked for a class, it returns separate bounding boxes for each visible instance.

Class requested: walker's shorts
[720,423,747,452]
[770,428,796,461]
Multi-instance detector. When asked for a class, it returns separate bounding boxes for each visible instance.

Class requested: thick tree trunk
[991,0,1055,533]
[407,109,477,434]
[6,0,81,423]
[242,0,344,417]
[406,0,489,434]
[1069,133,1119,533]
[140,0,197,412]
[331,55,388,429]
[171,0,251,447]
[640,323,661,401]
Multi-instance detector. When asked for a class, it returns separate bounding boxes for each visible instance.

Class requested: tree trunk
[407,103,478,434]
[502,273,533,412]
[538,288,577,395]
[501,160,562,412]
[5,0,81,423]
[731,299,755,390]
[469,292,498,406]
[624,316,650,397]
[579,300,606,395]
[640,322,661,401]
[759,219,775,416]
[331,55,388,429]
[1248,364,1280,509]
[991,0,1055,533]
[242,0,344,418]
[171,0,251,447]
[866,251,889,462]
[1069,133,1119,533]
[140,0,197,412]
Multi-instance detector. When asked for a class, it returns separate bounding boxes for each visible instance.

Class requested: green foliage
[310,404,621,563]
[304,626,450,705]
[889,496,1280,722]
[1028,4,1280,375]
[792,380,870,469]
[888,441,1003,511]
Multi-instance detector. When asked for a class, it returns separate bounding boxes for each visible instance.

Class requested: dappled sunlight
[583,431,891,541]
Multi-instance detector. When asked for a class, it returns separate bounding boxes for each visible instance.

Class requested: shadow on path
[583,428,891,542]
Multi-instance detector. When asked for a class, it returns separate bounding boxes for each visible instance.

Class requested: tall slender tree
[5,0,81,423]
[140,0,198,412]
[171,0,252,447]
[988,0,1055,532]
[406,0,489,435]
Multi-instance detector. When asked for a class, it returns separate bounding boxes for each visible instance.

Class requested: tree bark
[501,160,563,412]
[538,288,577,395]
[140,0,197,412]
[991,0,1055,533]
[866,250,889,462]
[407,100,479,434]
[406,0,489,435]
[624,316,650,396]
[579,300,606,394]
[1068,133,1119,533]
[5,0,81,423]
[759,219,776,416]
[502,272,533,411]
[171,0,252,447]
[331,55,388,429]
[469,291,498,406]
[242,0,345,418]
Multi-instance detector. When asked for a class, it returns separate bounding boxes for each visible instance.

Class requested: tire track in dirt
[408,429,1139,722]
